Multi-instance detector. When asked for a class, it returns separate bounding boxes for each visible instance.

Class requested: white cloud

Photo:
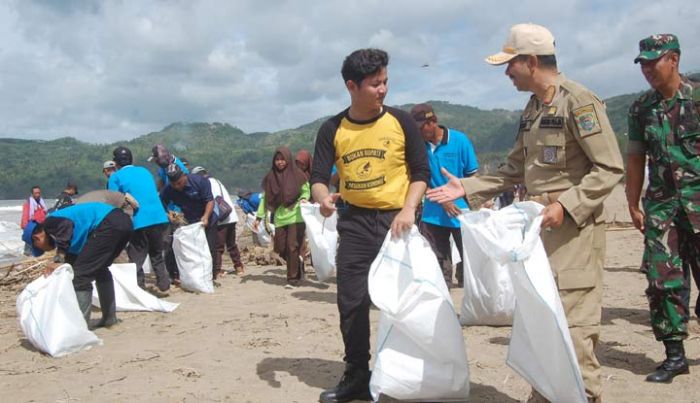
[0,0,697,142]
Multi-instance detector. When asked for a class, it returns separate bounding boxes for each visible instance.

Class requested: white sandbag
[143,254,152,274]
[16,264,101,357]
[368,227,470,402]
[300,203,337,281]
[245,213,273,246]
[449,234,461,266]
[91,263,179,312]
[458,206,519,325]
[173,223,214,294]
[465,201,587,403]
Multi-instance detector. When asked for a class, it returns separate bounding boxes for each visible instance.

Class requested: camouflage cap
[634,34,680,64]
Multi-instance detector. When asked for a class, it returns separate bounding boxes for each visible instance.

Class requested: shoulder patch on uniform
[572,104,602,137]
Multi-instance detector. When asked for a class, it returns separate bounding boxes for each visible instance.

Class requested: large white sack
[245,213,273,246]
[458,206,523,325]
[91,263,179,312]
[16,264,101,357]
[143,254,152,274]
[173,223,214,294]
[368,227,470,402]
[449,234,461,266]
[466,201,587,403]
[300,203,337,281]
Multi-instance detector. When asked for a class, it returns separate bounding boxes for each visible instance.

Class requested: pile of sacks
[16,222,219,357]
[302,201,587,402]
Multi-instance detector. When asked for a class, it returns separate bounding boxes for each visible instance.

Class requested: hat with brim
[191,166,207,175]
[485,23,556,66]
[103,160,116,169]
[634,34,680,63]
[410,103,436,123]
[22,221,45,257]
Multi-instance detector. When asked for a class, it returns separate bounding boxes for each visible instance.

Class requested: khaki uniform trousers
[537,213,605,400]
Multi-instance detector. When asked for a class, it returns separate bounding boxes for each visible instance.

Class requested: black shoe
[646,340,689,383]
[319,363,372,403]
[92,280,119,329]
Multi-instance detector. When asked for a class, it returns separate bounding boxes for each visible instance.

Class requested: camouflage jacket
[628,76,700,207]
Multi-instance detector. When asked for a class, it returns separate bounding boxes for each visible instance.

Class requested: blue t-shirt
[422,127,479,228]
[160,174,214,224]
[49,202,116,255]
[236,192,261,214]
[108,165,169,230]
[157,156,189,186]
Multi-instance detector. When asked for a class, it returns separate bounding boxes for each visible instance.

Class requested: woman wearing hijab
[255,147,309,288]
[295,149,313,180]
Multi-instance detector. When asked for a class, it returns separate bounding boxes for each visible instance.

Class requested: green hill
[0,86,666,199]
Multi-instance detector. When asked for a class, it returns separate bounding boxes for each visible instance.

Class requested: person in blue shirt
[148,144,189,282]
[160,164,220,280]
[22,202,132,328]
[148,144,190,189]
[109,146,171,295]
[411,103,479,288]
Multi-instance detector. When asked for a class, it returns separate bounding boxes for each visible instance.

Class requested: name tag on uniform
[540,116,564,128]
[542,146,558,164]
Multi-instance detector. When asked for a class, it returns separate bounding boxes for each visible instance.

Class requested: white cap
[485,23,555,65]
[191,166,207,175]
[103,160,116,169]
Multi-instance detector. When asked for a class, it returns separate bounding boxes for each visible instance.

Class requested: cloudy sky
[0,0,697,143]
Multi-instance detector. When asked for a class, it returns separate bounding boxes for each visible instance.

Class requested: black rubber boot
[319,363,371,403]
[92,280,119,329]
[646,340,689,383]
[74,290,93,326]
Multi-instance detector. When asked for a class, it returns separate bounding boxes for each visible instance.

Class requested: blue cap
[22,220,45,257]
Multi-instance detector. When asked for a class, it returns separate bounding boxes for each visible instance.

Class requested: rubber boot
[319,363,371,403]
[646,340,690,383]
[74,290,93,326]
[92,280,119,329]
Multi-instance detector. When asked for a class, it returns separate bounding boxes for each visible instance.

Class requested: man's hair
[166,163,184,182]
[32,222,44,235]
[30,185,40,192]
[515,54,557,69]
[537,54,557,68]
[341,48,389,85]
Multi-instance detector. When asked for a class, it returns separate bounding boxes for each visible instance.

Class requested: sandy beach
[1,188,699,403]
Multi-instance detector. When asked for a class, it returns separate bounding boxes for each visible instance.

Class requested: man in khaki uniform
[427,23,624,402]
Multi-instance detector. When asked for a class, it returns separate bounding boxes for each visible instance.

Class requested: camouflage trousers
[642,201,700,341]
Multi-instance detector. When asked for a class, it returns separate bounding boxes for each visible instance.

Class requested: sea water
[0,200,27,264]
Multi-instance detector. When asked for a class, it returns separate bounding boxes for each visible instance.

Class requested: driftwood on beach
[0,255,52,292]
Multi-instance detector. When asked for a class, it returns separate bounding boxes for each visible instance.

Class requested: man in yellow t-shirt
[310,48,430,403]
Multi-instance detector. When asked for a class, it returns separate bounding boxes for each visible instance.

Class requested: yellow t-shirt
[311,106,430,210]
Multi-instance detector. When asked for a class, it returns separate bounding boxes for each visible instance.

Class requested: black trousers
[419,221,464,287]
[214,223,243,270]
[127,222,169,291]
[336,205,398,369]
[70,209,133,291]
[204,220,219,278]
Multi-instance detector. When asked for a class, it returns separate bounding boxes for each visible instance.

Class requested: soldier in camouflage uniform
[626,34,700,383]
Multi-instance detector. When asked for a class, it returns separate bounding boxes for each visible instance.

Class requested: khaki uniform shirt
[461,74,624,226]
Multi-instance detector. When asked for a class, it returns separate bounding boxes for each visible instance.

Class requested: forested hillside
[0,87,659,199]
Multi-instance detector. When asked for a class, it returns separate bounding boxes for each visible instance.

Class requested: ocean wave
[0,221,20,232]
[0,239,23,260]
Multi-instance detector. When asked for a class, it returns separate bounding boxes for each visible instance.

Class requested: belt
[345,203,401,214]
[525,191,564,206]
